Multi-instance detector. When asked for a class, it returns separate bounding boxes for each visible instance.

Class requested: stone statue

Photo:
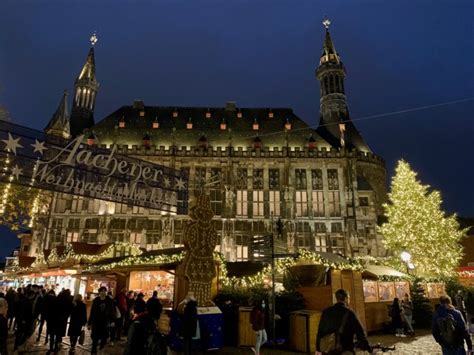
[224,185,235,206]
[182,194,218,306]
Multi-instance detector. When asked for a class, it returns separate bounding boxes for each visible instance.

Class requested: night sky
[0,1,473,259]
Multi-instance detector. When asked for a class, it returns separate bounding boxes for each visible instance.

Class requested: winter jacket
[180,300,198,338]
[316,302,372,354]
[432,304,472,350]
[68,301,87,336]
[88,296,115,338]
[50,293,73,337]
[250,307,265,331]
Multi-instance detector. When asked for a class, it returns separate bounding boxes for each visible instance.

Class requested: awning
[362,265,408,279]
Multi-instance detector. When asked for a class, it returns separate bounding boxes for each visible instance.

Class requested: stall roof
[362,265,408,279]
[226,261,266,278]
[90,247,185,267]
[72,242,112,255]
[18,256,36,268]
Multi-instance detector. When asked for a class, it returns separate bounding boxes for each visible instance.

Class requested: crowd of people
[0,284,170,355]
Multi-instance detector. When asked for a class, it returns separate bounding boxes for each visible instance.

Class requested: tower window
[206,111,211,118]
[119,117,125,128]
[335,75,340,92]
[324,77,329,95]
[237,111,242,118]
[139,111,145,117]
[173,110,178,118]
[268,111,274,118]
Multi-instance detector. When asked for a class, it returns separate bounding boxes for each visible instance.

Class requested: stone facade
[29,23,388,261]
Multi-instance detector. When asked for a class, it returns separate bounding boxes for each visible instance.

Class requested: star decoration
[31,139,47,155]
[175,177,186,190]
[11,165,23,180]
[2,133,23,155]
[163,176,171,188]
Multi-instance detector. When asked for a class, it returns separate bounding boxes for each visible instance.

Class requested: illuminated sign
[0,121,188,214]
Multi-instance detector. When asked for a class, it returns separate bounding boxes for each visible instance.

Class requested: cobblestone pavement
[7,328,460,354]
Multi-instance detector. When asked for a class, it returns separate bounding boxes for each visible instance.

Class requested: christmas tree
[410,277,433,328]
[379,160,465,278]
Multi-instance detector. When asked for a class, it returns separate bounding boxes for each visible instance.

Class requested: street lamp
[400,251,412,274]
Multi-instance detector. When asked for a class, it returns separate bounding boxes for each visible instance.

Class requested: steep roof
[90,102,334,150]
[77,47,96,82]
[45,90,70,138]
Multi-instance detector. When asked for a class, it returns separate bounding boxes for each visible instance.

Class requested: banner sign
[0,121,188,214]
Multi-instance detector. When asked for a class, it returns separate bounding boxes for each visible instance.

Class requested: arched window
[341,79,345,94]
[329,75,335,93]
[323,77,329,95]
[335,75,340,92]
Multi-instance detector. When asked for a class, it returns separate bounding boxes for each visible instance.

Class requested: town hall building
[31,21,387,261]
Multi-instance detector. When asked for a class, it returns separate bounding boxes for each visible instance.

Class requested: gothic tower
[316,18,370,152]
[70,34,99,137]
[45,90,71,139]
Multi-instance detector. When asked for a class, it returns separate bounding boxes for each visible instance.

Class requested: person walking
[250,300,267,355]
[14,289,35,352]
[455,290,468,323]
[68,294,87,354]
[133,293,146,315]
[48,289,73,354]
[316,289,372,355]
[0,298,8,355]
[43,290,56,345]
[124,301,163,355]
[391,298,405,337]
[178,292,198,355]
[115,289,128,342]
[146,291,163,321]
[88,286,115,355]
[36,289,48,342]
[401,293,415,336]
[123,291,135,336]
[433,295,472,355]
[5,288,16,330]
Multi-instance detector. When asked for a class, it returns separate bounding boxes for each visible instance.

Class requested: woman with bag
[68,294,87,354]
[401,293,414,336]
[250,300,267,355]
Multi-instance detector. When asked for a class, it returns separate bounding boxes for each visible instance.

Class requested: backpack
[319,311,350,354]
[437,314,457,345]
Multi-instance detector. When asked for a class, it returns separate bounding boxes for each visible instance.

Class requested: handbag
[79,328,85,345]
[319,310,350,353]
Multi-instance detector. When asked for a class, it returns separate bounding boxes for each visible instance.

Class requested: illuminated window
[210,168,222,216]
[252,191,264,218]
[311,169,324,217]
[152,121,159,129]
[296,222,311,248]
[269,191,280,217]
[66,232,79,243]
[173,110,178,118]
[220,120,227,130]
[87,134,95,145]
[129,232,142,245]
[295,169,308,217]
[206,111,211,118]
[268,111,274,118]
[235,234,249,261]
[285,119,292,130]
[327,169,341,217]
[119,117,125,128]
[252,119,259,130]
[139,111,145,117]
[186,118,193,129]
[236,190,248,217]
[237,111,242,118]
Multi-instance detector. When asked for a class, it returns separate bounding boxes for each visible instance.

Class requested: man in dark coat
[178,292,198,355]
[133,293,146,314]
[316,289,372,355]
[68,294,87,354]
[432,295,472,354]
[13,289,35,351]
[88,286,115,355]
[42,290,56,345]
[124,301,164,355]
[48,289,73,354]
[146,291,163,321]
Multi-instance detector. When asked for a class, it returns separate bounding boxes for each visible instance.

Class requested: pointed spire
[320,16,340,64]
[45,90,71,139]
[78,47,96,81]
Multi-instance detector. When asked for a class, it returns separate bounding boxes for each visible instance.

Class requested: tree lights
[379,160,466,278]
